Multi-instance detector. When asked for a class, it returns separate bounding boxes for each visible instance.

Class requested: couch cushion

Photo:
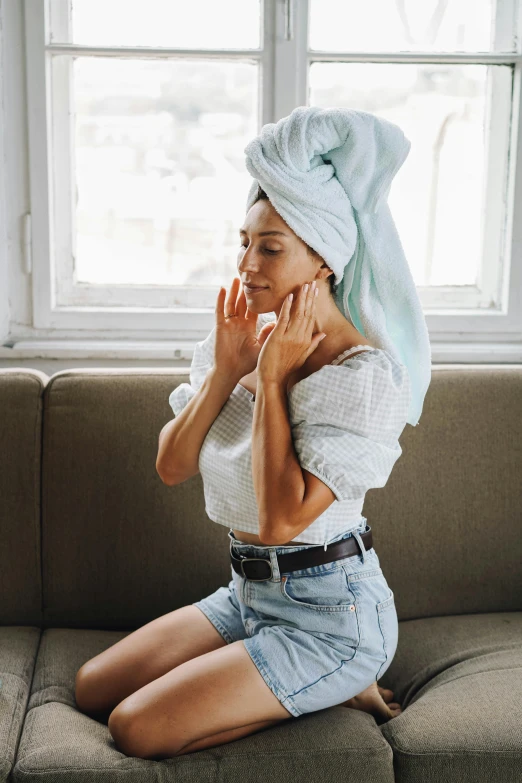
[0,369,48,625]
[380,611,522,782]
[364,365,522,619]
[40,366,522,629]
[0,627,41,783]
[41,368,223,629]
[13,627,395,782]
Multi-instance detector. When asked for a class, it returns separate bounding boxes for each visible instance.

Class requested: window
[14,0,522,357]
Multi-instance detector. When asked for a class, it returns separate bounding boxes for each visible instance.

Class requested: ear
[257,322,277,346]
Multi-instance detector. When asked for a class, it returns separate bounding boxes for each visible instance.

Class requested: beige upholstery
[0,364,520,782]
[0,369,47,626]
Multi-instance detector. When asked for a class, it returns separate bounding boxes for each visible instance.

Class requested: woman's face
[237,198,321,312]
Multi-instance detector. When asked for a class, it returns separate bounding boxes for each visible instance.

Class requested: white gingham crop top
[169,313,411,548]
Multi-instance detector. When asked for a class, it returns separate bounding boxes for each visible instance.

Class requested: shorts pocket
[375,591,399,680]
[280,566,357,613]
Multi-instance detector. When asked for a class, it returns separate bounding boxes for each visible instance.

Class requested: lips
[244,285,268,292]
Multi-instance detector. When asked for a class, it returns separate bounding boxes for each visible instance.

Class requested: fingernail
[320,334,327,341]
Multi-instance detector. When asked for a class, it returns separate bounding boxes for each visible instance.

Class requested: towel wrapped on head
[244,105,432,427]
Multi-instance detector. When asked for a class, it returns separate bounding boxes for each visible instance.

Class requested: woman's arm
[156,368,238,485]
[252,379,336,545]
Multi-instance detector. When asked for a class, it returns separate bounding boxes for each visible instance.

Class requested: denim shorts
[192,523,399,718]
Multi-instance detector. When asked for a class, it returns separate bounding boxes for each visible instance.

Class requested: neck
[314,298,368,351]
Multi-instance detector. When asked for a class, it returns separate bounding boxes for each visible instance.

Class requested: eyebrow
[239,229,289,237]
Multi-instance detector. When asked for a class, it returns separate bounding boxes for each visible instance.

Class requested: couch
[1,363,521,783]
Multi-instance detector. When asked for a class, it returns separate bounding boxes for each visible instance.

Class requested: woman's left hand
[257,280,327,385]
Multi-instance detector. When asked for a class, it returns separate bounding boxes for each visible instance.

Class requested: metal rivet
[350,605,355,611]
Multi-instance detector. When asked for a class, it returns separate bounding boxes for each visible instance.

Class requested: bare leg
[106,641,294,760]
[75,606,229,719]
[175,680,403,756]
[173,718,286,757]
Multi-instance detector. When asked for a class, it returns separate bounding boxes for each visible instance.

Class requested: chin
[245,296,273,314]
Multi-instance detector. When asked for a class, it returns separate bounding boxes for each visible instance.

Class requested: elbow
[156,466,177,486]
[155,458,180,487]
[156,457,199,486]
[257,532,276,546]
[258,520,292,547]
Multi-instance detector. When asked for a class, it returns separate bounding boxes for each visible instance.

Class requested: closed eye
[240,244,279,255]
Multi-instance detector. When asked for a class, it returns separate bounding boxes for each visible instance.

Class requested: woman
[76,191,407,759]
[75,107,430,760]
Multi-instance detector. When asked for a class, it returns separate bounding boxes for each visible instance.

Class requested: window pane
[309,0,512,53]
[70,57,258,285]
[70,0,261,49]
[310,63,510,286]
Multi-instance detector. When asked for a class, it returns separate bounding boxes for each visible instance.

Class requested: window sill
[0,339,197,361]
[1,338,522,363]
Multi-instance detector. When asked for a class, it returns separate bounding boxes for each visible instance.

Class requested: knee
[74,662,105,714]
[108,704,155,759]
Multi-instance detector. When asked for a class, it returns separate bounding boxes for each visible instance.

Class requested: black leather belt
[230,526,373,581]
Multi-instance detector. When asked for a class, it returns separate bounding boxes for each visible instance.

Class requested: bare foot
[340,681,402,724]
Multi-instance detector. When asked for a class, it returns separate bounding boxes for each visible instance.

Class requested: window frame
[13,0,522,356]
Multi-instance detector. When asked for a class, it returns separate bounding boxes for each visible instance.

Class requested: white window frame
[10,0,522,360]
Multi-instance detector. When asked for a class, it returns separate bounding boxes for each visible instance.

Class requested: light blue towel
[244,106,432,427]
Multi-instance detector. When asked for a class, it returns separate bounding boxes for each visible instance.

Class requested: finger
[240,283,258,327]
[225,277,240,317]
[258,322,276,345]
[236,279,248,319]
[215,286,227,324]
[236,278,259,326]
[298,283,309,324]
[276,292,293,332]
[299,281,314,339]
[304,280,314,316]
[246,306,258,326]
[288,283,306,337]
[306,281,318,333]
[308,331,327,355]
[245,295,259,325]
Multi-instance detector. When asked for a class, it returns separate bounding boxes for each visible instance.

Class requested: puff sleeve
[168,326,217,416]
[287,352,411,501]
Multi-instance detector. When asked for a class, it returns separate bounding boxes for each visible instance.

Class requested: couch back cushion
[0,369,48,625]
[40,365,522,628]
[367,365,522,620]
[41,368,212,629]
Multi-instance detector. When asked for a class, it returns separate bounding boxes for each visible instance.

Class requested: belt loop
[352,530,367,563]
[268,548,281,582]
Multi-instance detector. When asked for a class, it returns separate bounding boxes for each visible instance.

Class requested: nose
[237,246,261,277]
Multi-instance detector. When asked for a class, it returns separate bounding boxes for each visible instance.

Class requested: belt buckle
[240,557,273,581]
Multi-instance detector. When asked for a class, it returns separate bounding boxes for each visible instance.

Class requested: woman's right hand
[213,277,276,381]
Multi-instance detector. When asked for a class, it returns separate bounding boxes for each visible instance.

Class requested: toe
[377,686,395,702]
